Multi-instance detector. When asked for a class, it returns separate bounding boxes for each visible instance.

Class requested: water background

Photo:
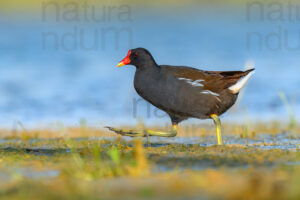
[0,4,299,128]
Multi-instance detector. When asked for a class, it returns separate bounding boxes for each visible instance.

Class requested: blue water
[0,6,299,128]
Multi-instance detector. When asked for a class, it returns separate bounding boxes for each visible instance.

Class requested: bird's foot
[105,124,178,137]
[105,126,145,137]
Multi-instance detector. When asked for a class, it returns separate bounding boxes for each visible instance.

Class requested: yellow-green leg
[105,124,178,137]
[210,114,223,145]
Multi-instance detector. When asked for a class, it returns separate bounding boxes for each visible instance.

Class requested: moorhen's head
[117,48,157,69]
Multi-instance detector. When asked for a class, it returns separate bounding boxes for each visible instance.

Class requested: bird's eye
[133,53,138,58]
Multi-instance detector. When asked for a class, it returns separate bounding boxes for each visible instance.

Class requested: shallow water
[119,133,300,151]
[0,168,60,181]
[1,133,299,151]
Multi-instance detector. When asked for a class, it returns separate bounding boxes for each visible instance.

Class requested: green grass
[0,131,299,199]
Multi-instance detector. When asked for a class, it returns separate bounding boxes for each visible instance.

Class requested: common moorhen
[106,48,255,145]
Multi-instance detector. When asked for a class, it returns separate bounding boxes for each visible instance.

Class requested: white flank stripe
[190,79,204,87]
[229,70,255,94]
[178,78,190,81]
[201,90,220,96]
[178,78,204,87]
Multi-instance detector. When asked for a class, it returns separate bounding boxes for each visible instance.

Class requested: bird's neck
[136,59,160,71]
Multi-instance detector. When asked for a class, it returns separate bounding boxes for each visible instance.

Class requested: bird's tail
[228,68,255,94]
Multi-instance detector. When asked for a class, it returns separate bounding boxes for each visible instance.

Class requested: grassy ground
[0,122,299,199]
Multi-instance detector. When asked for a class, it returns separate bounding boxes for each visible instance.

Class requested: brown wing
[165,66,254,93]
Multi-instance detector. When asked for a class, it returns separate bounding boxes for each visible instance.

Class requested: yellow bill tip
[117,62,125,67]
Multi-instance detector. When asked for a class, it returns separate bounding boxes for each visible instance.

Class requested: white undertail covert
[228,69,255,94]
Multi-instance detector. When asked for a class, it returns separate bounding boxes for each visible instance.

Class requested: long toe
[105,126,145,137]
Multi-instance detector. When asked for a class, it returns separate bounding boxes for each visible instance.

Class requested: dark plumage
[108,48,255,145]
